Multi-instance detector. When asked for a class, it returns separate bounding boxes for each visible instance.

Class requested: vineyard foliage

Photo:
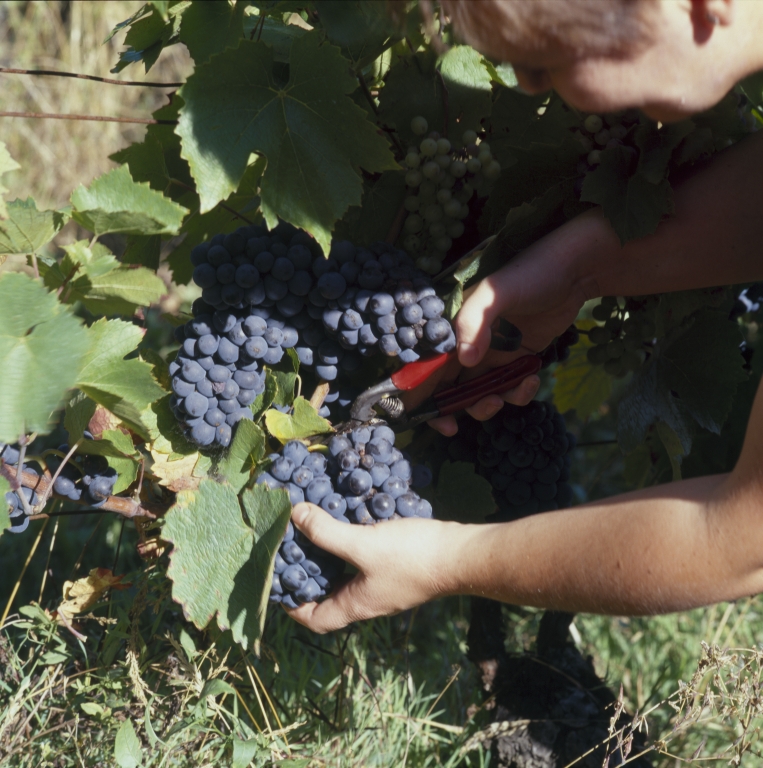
[1,0,761,662]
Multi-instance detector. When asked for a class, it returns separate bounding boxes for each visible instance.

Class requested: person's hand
[419,210,608,435]
[284,503,463,633]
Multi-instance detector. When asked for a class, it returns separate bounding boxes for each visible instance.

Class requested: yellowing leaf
[553,320,612,420]
[151,447,201,491]
[56,567,128,624]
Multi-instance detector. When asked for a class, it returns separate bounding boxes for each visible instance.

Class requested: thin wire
[0,66,183,87]
[0,111,177,125]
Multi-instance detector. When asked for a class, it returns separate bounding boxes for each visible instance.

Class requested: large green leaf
[379,47,493,144]
[334,170,406,246]
[43,240,167,315]
[164,481,291,652]
[216,420,267,493]
[0,198,68,255]
[0,273,89,441]
[71,165,188,236]
[176,32,398,254]
[659,310,747,433]
[0,142,20,220]
[617,310,746,453]
[177,0,245,65]
[76,319,166,438]
[315,0,399,69]
[580,145,673,245]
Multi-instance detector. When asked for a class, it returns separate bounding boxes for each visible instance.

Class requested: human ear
[690,0,734,30]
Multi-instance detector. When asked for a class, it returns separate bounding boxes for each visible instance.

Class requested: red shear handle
[432,355,542,416]
[389,349,458,391]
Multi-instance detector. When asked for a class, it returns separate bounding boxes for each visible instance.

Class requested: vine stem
[0,66,183,88]
[0,462,161,520]
[0,111,177,125]
[34,438,83,511]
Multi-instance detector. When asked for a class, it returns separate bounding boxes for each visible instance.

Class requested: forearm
[574,130,763,298]
[443,473,763,615]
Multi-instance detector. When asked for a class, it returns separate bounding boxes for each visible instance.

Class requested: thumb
[455,279,504,368]
[291,502,362,565]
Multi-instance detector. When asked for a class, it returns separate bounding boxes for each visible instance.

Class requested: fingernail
[459,342,479,366]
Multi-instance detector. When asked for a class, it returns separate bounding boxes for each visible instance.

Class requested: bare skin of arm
[286,130,763,634]
[423,130,763,434]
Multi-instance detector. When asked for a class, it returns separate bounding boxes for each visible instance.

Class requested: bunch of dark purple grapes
[477,400,575,518]
[259,428,434,608]
[173,222,456,447]
[170,307,270,447]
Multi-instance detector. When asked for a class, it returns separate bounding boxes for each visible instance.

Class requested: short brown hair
[440,0,657,59]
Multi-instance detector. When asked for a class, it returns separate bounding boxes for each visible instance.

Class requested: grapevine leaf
[653,287,728,338]
[251,372,279,420]
[482,60,518,88]
[617,359,693,455]
[237,484,292,651]
[488,89,576,162]
[114,719,142,768]
[64,392,97,441]
[164,480,291,652]
[0,273,89,441]
[334,171,406,246]
[71,166,188,236]
[269,370,297,407]
[634,121,695,185]
[145,395,199,456]
[264,397,332,443]
[111,4,181,74]
[77,319,166,439]
[659,309,747,433]
[0,198,68,255]
[121,235,161,270]
[443,283,462,322]
[379,49,493,144]
[216,421,267,493]
[580,146,673,244]
[553,322,612,420]
[177,0,246,65]
[150,448,201,492]
[176,33,398,254]
[434,461,495,523]
[0,142,20,220]
[314,0,399,69]
[656,421,684,482]
[44,240,167,315]
[242,12,309,62]
[167,158,266,285]
[438,46,494,137]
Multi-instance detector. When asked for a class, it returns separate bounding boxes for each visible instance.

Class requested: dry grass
[0,0,193,211]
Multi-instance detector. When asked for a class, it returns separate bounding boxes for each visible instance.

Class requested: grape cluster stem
[0,462,158,520]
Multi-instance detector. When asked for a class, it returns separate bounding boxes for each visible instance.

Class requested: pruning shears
[349,351,542,431]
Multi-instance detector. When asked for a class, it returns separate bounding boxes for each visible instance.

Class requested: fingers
[290,502,364,567]
[454,279,501,368]
[428,373,541,435]
[285,579,371,634]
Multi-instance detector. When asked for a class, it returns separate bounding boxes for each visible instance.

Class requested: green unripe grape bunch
[400,116,502,274]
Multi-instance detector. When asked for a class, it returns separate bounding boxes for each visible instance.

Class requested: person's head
[441,0,763,121]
